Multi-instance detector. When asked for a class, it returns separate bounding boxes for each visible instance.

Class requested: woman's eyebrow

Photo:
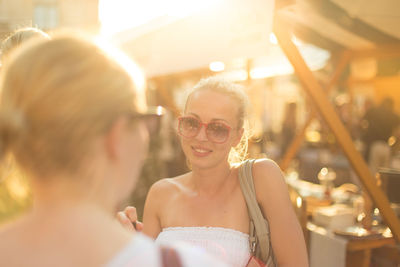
[186,112,200,119]
[210,118,230,123]
[186,112,230,124]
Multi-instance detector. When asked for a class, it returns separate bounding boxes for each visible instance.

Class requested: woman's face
[180,89,243,169]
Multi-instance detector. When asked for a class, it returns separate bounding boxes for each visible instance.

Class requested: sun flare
[99,0,219,37]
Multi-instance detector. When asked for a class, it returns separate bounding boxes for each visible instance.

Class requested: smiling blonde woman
[120,77,309,267]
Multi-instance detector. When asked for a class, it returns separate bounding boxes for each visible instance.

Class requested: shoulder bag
[238,159,277,267]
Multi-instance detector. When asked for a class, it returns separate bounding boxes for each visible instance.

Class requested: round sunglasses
[177,116,233,143]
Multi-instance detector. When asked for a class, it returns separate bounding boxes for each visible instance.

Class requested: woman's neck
[15,189,133,267]
[30,173,118,216]
[189,162,234,195]
[27,184,131,243]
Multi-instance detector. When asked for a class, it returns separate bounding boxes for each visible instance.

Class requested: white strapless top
[155,227,251,267]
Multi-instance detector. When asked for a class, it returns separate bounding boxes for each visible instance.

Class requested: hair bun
[0,109,26,157]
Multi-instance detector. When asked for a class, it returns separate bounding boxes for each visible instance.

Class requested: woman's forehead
[188,89,235,103]
[185,90,238,121]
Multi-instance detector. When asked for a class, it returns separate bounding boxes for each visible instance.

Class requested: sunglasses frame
[177,116,232,144]
[129,106,165,136]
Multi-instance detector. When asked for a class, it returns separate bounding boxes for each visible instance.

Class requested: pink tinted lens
[179,117,200,138]
[206,122,230,143]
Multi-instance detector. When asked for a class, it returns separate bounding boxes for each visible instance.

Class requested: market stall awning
[111,0,275,77]
[277,0,400,52]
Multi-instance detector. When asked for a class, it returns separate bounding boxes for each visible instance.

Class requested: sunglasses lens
[179,117,200,138]
[206,122,230,143]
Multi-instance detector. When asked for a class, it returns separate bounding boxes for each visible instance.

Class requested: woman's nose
[195,124,208,141]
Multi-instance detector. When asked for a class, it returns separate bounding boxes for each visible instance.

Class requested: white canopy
[112,0,275,77]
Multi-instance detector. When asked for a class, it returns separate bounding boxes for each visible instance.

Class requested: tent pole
[279,50,351,171]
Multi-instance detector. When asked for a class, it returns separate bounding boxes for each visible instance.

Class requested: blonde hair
[184,76,250,165]
[1,27,50,60]
[0,34,146,178]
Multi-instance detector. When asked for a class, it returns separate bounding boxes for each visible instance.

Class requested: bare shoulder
[251,158,290,207]
[250,159,309,266]
[143,173,191,236]
[147,173,190,201]
[252,158,285,185]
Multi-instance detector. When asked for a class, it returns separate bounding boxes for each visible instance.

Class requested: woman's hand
[116,206,144,232]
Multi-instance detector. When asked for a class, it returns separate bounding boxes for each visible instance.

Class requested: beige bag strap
[238,159,271,263]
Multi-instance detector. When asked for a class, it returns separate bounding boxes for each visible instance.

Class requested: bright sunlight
[99,0,220,37]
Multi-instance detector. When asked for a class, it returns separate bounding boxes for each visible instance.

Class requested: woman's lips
[191,146,212,157]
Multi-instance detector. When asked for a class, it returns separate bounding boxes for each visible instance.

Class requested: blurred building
[0,0,99,39]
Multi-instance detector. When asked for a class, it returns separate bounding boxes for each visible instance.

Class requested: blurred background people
[280,102,297,156]
[361,97,400,175]
[0,34,226,267]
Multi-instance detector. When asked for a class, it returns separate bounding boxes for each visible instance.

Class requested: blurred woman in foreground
[1,27,50,60]
[0,34,227,267]
[0,27,50,222]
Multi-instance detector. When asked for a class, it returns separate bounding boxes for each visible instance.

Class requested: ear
[232,127,244,147]
[104,117,128,162]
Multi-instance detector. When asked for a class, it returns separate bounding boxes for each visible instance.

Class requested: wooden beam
[274,17,400,242]
[348,44,400,60]
[274,0,296,10]
[326,50,351,91]
[279,50,349,171]
[309,0,400,45]
[280,115,313,171]
[345,77,376,87]
[346,74,400,89]
[275,15,344,53]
